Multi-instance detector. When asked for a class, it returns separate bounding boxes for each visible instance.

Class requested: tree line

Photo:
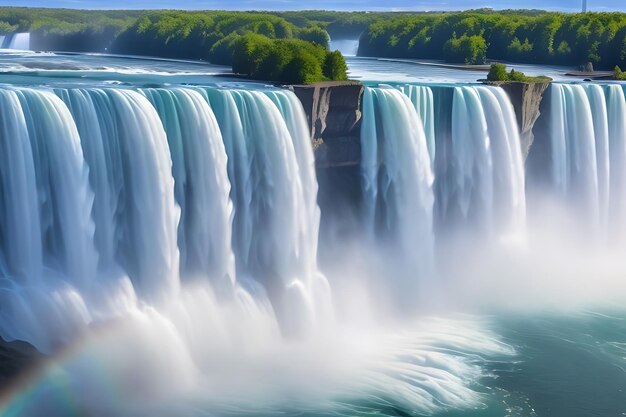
[358,10,626,68]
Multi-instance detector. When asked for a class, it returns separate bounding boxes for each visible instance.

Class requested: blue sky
[0,0,623,11]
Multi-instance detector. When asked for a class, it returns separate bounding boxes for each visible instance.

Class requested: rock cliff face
[288,81,364,168]
[525,85,555,187]
[0,337,42,389]
[288,82,365,238]
[489,81,551,159]
[291,81,549,169]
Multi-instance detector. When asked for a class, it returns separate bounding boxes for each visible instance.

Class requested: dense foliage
[0,8,346,83]
[358,10,626,69]
[113,11,330,61]
[615,66,626,80]
[231,34,346,83]
[486,63,552,82]
[443,34,487,64]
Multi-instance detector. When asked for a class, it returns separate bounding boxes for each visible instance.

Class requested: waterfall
[607,85,626,237]
[359,83,525,299]
[206,88,330,333]
[18,89,99,289]
[383,84,527,241]
[0,88,99,350]
[6,33,30,50]
[0,85,328,350]
[433,85,526,238]
[399,85,436,163]
[0,90,42,283]
[142,88,235,294]
[364,85,526,242]
[547,83,626,238]
[59,88,180,300]
[478,87,526,238]
[360,86,435,295]
[329,38,359,56]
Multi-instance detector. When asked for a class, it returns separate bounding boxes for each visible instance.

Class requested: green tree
[443,34,487,64]
[282,52,324,84]
[487,62,508,81]
[507,37,533,60]
[323,50,348,80]
[232,33,272,75]
[208,32,241,65]
[298,26,330,48]
[256,21,276,38]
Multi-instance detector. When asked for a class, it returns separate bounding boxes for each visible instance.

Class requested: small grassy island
[487,63,552,83]
[614,66,626,80]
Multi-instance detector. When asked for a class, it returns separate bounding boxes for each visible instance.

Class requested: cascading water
[398,84,436,163]
[0,85,329,351]
[443,85,526,238]
[329,38,359,56]
[60,88,180,300]
[142,88,235,294]
[0,88,99,350]
[361,84,525,246]
[360,86,434,297]
[5,33,30,50]
[547,83,626,238]
[357,83,525,308]
[0,90,42,284]
[205,88,331,333]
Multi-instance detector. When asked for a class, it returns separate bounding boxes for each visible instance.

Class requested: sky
[0,0,623,12]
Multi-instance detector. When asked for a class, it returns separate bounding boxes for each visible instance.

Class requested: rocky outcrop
[525,85,555,186]
[0,337,42,389]
[487,81,550,159]
[287,82,365,238]
[288,81,364,168]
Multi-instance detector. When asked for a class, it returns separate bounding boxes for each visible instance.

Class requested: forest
[358,10,626,68]
[2,8,626,79]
